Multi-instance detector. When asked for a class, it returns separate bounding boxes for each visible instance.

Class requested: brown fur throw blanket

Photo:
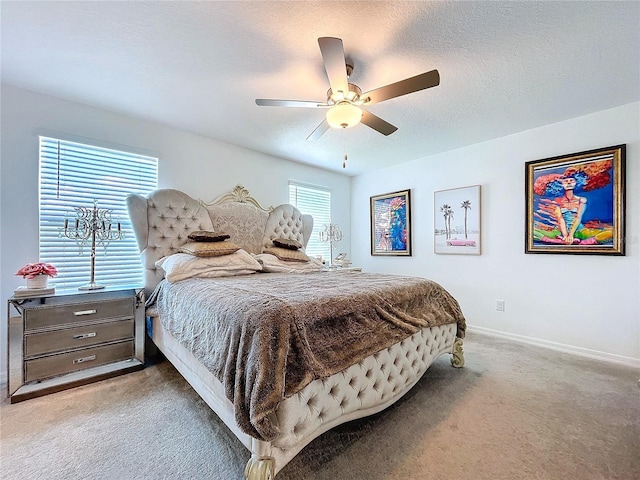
[152,270,466,441]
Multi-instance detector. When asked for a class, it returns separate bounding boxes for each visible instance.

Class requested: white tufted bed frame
[126,185,465,480]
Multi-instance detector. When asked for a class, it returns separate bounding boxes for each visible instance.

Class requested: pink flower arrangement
[15,262,58,279]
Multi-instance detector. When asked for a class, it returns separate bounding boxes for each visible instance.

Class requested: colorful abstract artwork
[525,144,626,255]
[434,185,481,255]
[370,189,411,256]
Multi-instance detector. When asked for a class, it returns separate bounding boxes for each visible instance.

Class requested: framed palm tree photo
[434,185,481,255]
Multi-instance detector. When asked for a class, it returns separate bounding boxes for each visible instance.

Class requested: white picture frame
[434,185,481,255]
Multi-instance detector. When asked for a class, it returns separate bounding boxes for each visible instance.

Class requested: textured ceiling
[2,1,639,176]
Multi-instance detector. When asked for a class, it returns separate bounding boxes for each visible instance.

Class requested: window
[39,136,158,290]
[288,181,331,261]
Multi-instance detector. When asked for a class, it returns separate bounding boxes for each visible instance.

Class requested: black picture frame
[370,189,412,256]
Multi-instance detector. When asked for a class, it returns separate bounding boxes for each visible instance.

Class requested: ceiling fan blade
[361,110,398,136]
[361,69,440,105]
[318,37,349,97]
[306,119,331,141]
[255,99,329,108]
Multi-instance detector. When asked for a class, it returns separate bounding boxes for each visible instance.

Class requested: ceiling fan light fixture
[326,102,362,129]
[255,37,440,141]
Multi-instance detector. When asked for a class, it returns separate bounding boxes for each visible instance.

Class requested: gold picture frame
[525,144,625,255]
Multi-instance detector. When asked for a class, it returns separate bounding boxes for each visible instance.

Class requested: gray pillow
[272,238,302,250]
[187,230,231,242]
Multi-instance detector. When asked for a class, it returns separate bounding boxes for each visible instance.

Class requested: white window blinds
[288,181,331,261]
[39,136,158,290]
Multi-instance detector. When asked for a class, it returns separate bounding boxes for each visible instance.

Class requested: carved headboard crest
[201,185,273,212]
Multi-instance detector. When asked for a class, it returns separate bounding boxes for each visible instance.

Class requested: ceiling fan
[255,37,440,141]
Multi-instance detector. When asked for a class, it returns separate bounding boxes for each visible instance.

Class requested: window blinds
[288,181,331,261]
[39,136,158,290]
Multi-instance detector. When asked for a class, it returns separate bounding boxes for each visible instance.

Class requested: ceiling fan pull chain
[342,134,348,169]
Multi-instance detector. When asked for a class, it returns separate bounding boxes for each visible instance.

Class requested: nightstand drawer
[25,319,135,357]
[25,298,134,330]
[25,340,135,383]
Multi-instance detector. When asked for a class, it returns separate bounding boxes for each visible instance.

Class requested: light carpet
[1,332,638,480]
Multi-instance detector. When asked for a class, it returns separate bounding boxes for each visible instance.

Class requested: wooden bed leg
[451,337,465,368]
[245,455,275,480]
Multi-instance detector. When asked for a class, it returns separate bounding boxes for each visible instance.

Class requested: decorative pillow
[263,246,310,262]
[272,238,302,250]
[187,230,231,242]
[254,254,324,273]
[178,241,240,257]
[156,251,262,283]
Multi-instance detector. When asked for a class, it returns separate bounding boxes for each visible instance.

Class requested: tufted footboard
[148,315,463,479]
[265,323,462,475]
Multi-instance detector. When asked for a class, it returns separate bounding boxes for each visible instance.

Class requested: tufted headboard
[126,185,313,295]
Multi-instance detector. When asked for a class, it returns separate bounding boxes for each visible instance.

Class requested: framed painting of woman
[525,144,625,255]
[370,189,411,256]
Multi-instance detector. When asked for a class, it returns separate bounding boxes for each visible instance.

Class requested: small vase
[27,275,48,289]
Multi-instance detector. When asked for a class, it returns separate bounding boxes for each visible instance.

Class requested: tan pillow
[179,241,240,257]
[254,253,323,273]
[187,230,231,242]
[272,238,302,250]
[263,246,310,262]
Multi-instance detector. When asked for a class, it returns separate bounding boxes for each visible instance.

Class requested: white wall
[351,102,640,366]
[0,85,351,378]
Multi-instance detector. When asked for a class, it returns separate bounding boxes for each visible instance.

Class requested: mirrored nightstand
[7,286,145,403]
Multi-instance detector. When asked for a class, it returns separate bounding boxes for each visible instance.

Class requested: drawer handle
[73,309,97,316]
[72,332,96,340]
[73,355,96,365]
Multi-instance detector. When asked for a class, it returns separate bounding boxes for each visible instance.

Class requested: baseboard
[467,325,640,369]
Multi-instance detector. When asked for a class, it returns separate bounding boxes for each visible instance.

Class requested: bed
[126,185,466,480]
